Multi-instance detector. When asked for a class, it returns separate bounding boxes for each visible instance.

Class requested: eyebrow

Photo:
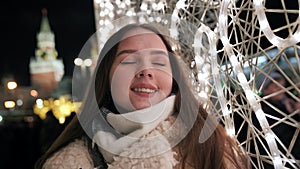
[116,49,137,57]
[116,49,168,57]
[149,50,168,57]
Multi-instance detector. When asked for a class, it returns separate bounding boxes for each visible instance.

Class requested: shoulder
[43,139,94,169]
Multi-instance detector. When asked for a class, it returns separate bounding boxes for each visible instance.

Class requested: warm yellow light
[58,117,65,124]
[33,96,81,124]
[53,99,60,106]
[4,101,16,109]
[33,99,50,120]
[7,81,17,90]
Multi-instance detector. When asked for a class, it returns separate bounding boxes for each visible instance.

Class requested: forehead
[122,27,158,39]
[118,28,167,50]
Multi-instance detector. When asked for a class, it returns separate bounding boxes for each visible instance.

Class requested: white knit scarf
[92,95,178,168]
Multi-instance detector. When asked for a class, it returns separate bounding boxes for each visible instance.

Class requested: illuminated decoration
[74,58,93,67]
[194,24,235,137]
[0,80,37,112]
[33,96,81,124]
[7,81,17,90]
[93,0,300,168]
[4,101,16,109]
[218,0,282,167]
[30,90,39,97]
[253,0,300,49]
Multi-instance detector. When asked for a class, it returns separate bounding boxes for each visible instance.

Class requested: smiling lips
[131,83,158,94]
[132,88,156,93]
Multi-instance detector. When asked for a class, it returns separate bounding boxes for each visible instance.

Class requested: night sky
[0,0,96,86]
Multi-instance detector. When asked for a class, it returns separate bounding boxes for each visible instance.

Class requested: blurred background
[1,0,299,169]
[1,0,95,168]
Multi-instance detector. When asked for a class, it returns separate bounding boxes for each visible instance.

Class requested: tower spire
[40,8,51,33]
[37,8,55,53]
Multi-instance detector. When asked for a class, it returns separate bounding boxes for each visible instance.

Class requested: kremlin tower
[30,9,64,99]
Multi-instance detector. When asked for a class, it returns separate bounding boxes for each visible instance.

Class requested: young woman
[35,23,250,169]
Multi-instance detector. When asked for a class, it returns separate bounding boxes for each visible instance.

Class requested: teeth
[133,88,156,93]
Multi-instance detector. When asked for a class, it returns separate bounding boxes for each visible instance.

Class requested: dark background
[0,0,96,86]
[0,1,95,168]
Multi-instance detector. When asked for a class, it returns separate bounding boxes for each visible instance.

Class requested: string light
[91,0,299,167]
[169,1,182,40]
[194,24,235,136]
[176,0,186,9]
[219,0,283,168]
[253,0,300,49]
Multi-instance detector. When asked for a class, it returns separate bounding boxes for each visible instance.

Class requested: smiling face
[109,28,173,112]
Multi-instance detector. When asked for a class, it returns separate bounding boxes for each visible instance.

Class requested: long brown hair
[35,23,250,169]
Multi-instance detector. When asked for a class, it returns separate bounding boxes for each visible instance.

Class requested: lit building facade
[30,9,64,99]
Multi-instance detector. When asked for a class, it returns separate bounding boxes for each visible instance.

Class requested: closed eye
[152,62,165,66]
[120,61,136,64]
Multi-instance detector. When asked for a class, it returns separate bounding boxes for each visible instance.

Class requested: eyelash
[153,62,165,66]
[120,62,165,67]
[120,61,136,64]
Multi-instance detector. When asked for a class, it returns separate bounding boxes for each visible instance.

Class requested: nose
[136,69,153,78]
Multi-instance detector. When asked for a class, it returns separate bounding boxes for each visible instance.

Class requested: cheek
[110,65,136,111]
[110,66,135,92]
[157,71,173,94]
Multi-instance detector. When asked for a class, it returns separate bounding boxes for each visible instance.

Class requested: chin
[133,102,154,110]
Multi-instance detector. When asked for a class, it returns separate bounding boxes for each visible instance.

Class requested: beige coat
[42,138,196,169]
